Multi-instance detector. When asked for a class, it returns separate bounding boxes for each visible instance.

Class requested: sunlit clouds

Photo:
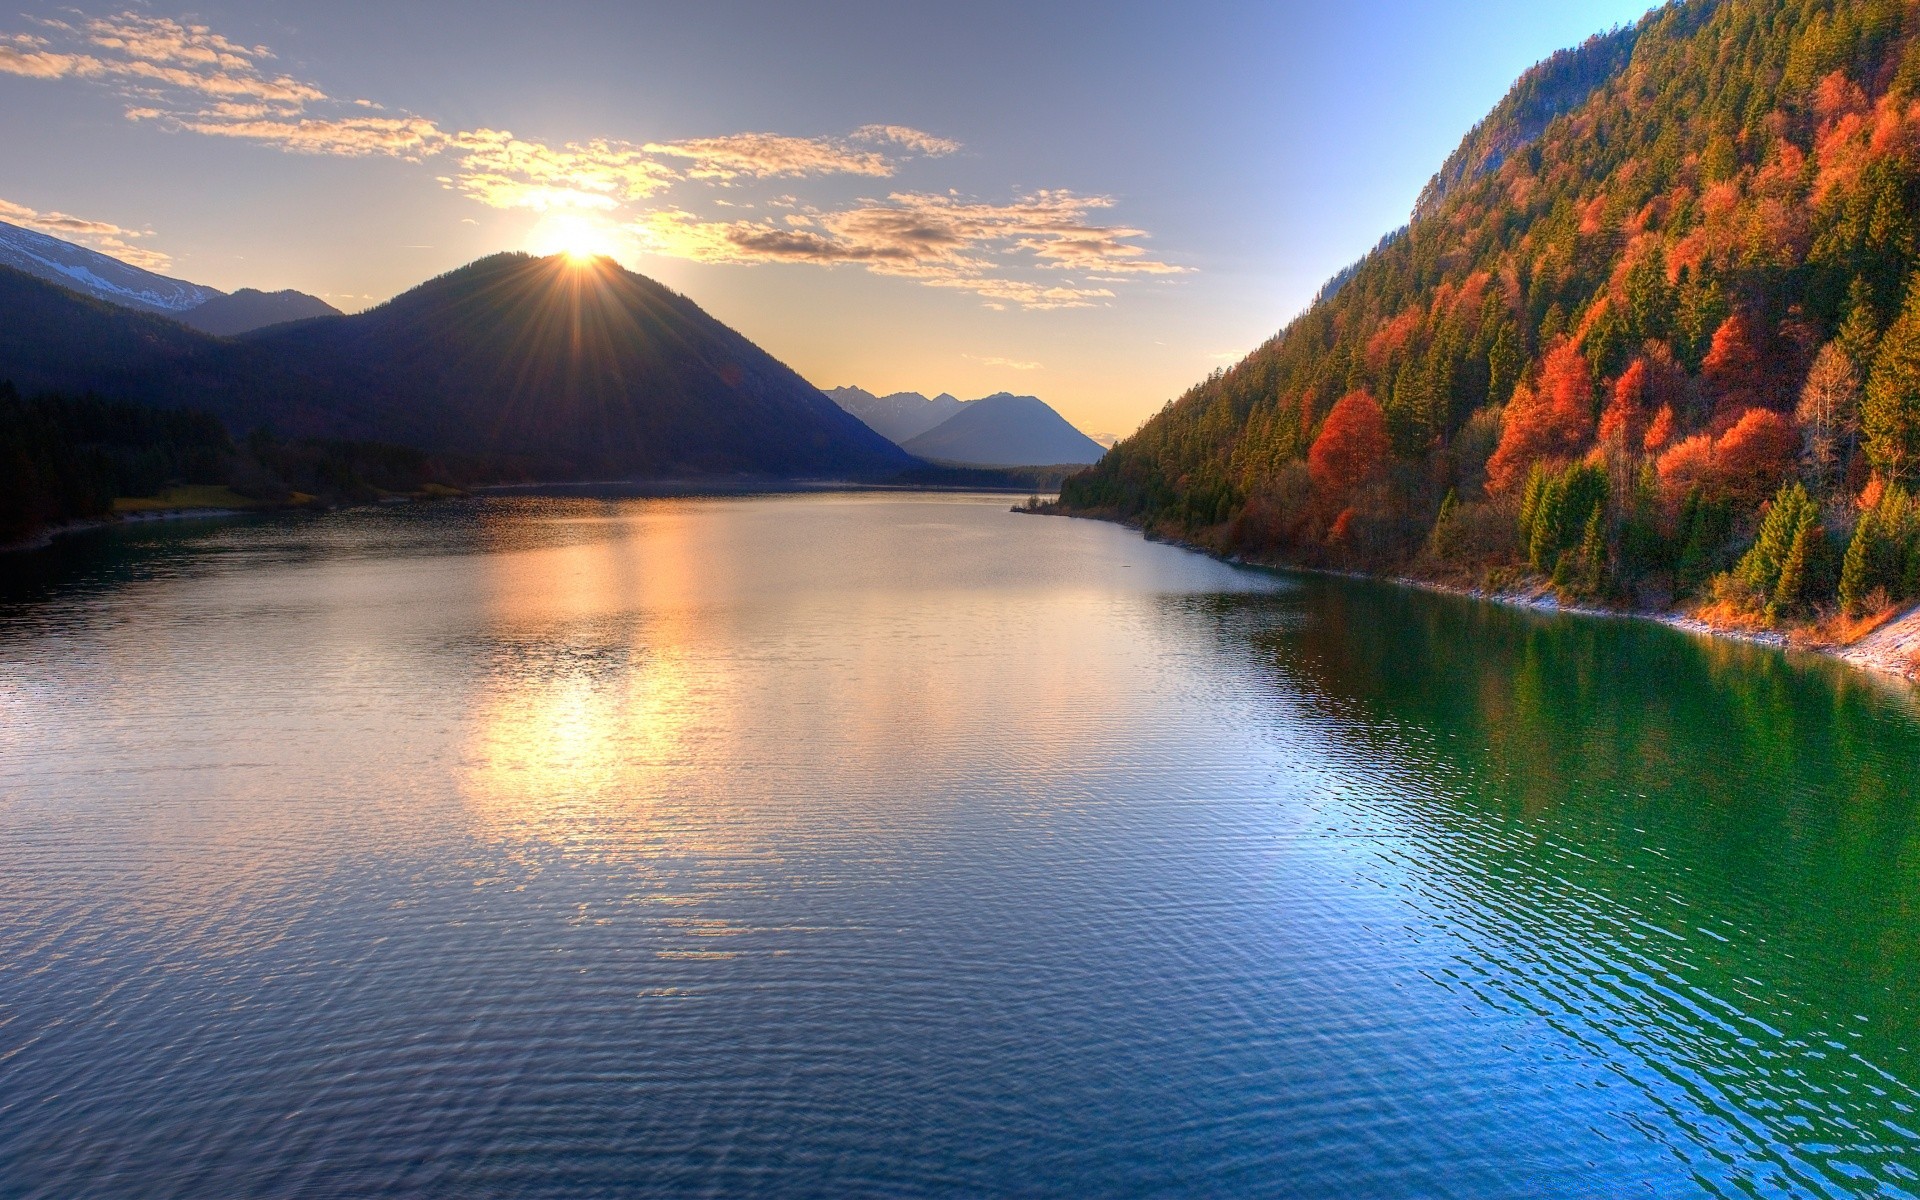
[628,191,1180,308]
[0,8,1188,310]
[0,195,171,269]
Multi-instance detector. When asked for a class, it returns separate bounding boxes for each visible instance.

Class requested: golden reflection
[459,505,718,848]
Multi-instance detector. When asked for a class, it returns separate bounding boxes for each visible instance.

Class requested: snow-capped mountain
[0,219,220,313]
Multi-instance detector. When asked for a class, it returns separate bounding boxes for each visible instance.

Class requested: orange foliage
[1484,342,1596,494]
[1713,408,1798,503]
[1579,194,1610,236]
[1365,309,1423,372]
[1599,360,1650,449]
[1308,391,1390,509]
[1644,404,1676,453]
[1655,434,1716,506]
[1654,407,1798,507]
[1701,311,1767,415]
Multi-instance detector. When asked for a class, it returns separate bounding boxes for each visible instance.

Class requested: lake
[2,492,1918,1198]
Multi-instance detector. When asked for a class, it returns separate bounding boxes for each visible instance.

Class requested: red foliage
[1655,434,1716,506]
[1327,508,1357,548]
[1599,360,1650,450]
[1714,408,1799,504]
[1485,342,1596,495]
[1701,311,1769,416]
[1654,407,1798,507]
[1644,404,1676,453]
[1308,391,1390,509]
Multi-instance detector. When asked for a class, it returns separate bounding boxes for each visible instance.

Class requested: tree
[1655,409,1798,509]
[1865,276,1920,485]
[1308,391,1390,511]
[1713,408,1801,506]
[1702,311,1769,417]
[1731,483,1829,621]
[1485,343,1595,495]
[1795,342,1861,495]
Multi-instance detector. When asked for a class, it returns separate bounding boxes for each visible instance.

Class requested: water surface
[2,493,1918,1197]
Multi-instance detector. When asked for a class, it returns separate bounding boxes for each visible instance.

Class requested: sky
[0,1,1659,439]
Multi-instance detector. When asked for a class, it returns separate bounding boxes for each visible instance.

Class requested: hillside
[0,219,218,313]
[0,253,914,480]
[179,288,342,336]
[1063,0,1920,635]
[902,393,1107,467]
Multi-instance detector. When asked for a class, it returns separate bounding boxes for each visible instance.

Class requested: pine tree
[1865,276,1920,485]
[1840,507,1880,616]
[1768,519,1818,622]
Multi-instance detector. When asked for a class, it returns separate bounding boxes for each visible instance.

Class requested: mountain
[901,393,1106,467]
[0,219,340,335]
[0,252,915,479]
[177,288,342,336]
[824,386,965,442]
[1061,0,1920,630]
[0,218,218,313]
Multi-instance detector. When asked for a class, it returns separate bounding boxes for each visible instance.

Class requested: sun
[527,212,624,265]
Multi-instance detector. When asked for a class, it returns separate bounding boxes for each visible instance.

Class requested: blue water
[2,492,1918,1197]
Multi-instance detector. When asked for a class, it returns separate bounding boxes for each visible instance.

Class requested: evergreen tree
[1865,277,1920,485]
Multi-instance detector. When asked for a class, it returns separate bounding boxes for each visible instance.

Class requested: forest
[0,382,467,545]
[1062,0,1920,634]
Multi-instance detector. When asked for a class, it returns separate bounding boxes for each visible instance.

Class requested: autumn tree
[1484,343,1595,495]
[1795,342,1861,495]
[1701,311,1769,418]
[1308,391,1390,512]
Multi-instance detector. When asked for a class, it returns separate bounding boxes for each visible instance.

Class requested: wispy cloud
[968,355,1043,370]
[628,191,1179,307]
[1,9,1185,310]
[0,195,172,269]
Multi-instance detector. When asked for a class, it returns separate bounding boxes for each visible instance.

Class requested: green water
[0,494,1917,1197]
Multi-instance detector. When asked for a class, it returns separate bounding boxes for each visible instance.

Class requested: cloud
[2,9,1182,311]
[644,132,894,181]
[626,190,1178,307]
[854,125,961,156]
[4,15,326,105]
[0,195,173,269]
[442,128,675,208]
[177,114,446,158]
[970,355,1043,370]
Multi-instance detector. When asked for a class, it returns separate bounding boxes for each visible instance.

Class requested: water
[2,492,1918,1198]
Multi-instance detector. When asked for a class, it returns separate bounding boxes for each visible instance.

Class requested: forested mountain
[178,288,342,336]
[1064,0,1920,629]
[1,253,914,480]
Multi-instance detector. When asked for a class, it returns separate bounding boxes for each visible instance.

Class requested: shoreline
[1037,506,1920,687]
[2,506,265,555]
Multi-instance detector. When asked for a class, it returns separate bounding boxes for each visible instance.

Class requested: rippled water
[3,492,1919,1198]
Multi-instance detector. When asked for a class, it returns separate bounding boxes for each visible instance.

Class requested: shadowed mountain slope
[824,386,966,442]
[178,288,342,336]
[0,253,915,479]
[902,393,1107,467]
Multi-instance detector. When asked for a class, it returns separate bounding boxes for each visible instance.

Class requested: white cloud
[1,9,1184,311]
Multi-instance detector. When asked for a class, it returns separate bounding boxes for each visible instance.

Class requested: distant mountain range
[825,386,1105,467]
[0,250,913,480]
[0,219,339,334]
